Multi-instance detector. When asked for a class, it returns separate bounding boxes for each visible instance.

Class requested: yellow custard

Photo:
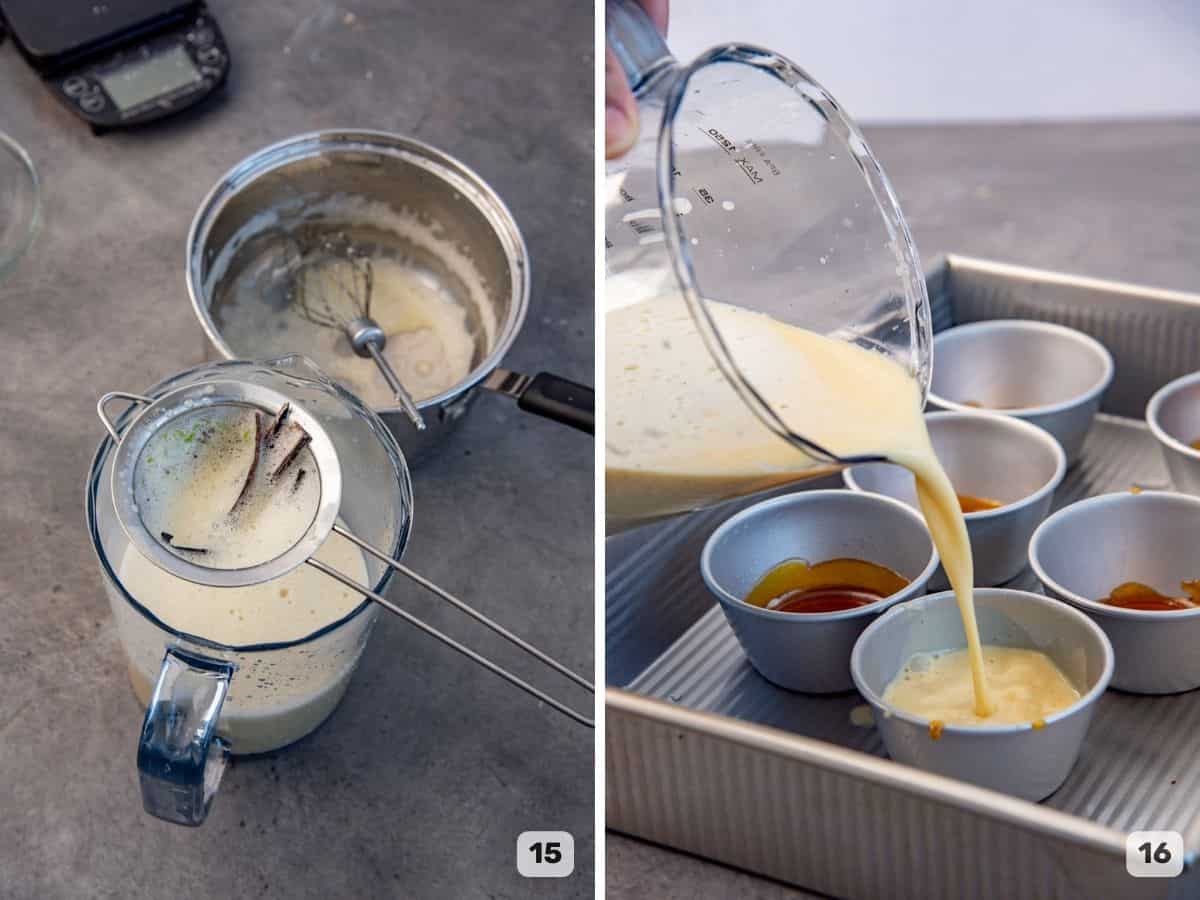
[883,647,1079,727]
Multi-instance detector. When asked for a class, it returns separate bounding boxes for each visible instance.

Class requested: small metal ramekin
[852,588,1112,802]
[702,490,939,693]
[927,319,1114,464]
[844,411,1066,587]
[1146,371,1200,496]
[1030,490,1200,694]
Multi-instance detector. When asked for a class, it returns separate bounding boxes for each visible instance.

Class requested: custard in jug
[116,532,372,754]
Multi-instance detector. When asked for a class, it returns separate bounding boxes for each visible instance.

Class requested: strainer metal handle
[308,525,594,727]
[311,551,593,727]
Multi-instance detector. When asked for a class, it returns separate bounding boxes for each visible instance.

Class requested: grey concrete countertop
[607,117,1200,899]
[0,2,593,899]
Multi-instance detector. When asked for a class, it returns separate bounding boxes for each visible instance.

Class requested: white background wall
[667,0,1200,122]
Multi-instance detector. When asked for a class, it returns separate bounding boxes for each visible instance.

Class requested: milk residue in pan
[226,255,480,408]
[207,195,499,409]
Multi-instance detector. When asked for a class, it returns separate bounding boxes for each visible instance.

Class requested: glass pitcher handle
[136,647,234,826]
[606,0,675,93]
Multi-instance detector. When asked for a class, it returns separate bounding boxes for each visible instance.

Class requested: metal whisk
[290,235,426,430]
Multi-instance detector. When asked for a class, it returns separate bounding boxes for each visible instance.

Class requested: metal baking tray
[606,255,1200,900]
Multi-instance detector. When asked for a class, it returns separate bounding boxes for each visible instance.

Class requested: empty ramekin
[701,490,939,693]
[1146,371,1200,496]
[1029,490,1200,694]
[843,411,1066,587]
[851,588,1113,802]
[927,320,1114,464]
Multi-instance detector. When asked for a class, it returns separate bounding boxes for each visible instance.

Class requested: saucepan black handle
[517,372,595,434]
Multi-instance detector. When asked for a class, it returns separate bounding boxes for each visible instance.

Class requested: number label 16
[517,831,575,878]
[1126,831,1184,878]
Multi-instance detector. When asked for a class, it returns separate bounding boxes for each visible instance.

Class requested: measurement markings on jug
[701,126,737,156]
[733,156,764,185]
[746,140,781,177]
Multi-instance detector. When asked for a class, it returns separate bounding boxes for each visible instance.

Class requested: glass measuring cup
[605,0,932,531]
[86,356,409,826]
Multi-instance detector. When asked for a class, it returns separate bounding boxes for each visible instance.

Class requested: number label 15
[517,831,575,878]
[1126,831,1184,878]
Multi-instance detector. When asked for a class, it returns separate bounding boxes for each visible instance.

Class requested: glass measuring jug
[605,0,933,531]
[87,356,409,826]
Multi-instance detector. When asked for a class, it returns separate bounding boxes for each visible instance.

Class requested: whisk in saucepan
[288,233,426,430]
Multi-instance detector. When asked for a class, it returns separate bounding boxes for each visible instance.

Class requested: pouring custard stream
[607,291,995,716]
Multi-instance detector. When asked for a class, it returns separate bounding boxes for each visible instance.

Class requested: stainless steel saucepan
[186,130,593,463]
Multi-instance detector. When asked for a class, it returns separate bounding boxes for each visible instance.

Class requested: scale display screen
[98,45,201,111]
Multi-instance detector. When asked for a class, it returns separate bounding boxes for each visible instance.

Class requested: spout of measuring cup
[136,647,234,826]
[606,0,675,94]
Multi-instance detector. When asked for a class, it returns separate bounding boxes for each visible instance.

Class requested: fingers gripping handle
[136,647,234,826]
[606,0,674,93]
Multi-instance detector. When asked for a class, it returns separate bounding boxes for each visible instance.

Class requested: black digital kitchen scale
[0,0,229,131]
